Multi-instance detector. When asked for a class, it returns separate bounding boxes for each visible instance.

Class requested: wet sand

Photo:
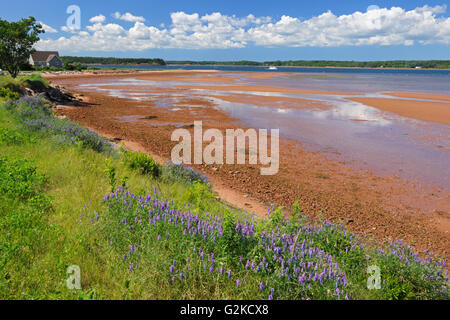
[46,70,450,259]
[385,92,450,102]
[348,97,450,125]
[176,84,358,96]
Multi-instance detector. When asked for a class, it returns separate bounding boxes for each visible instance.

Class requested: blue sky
[1,0,449,60]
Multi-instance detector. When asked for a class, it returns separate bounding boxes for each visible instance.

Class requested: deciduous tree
[0,17,44,78]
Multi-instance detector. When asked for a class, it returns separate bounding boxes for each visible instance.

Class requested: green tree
[0,17,44,78]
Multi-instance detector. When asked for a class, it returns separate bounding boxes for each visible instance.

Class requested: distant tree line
[61,56,166,66]
[167,60,450,69]
[59,57,450,69]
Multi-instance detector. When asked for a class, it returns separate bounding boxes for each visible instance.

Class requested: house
[29,51,63,68]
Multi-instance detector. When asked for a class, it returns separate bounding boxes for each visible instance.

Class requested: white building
[29,51,63,68]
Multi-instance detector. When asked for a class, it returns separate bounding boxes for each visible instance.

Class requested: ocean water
[89,64,450,94]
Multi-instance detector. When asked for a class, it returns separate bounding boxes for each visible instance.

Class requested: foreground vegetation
[0,92,448,300]
[0,73,49,95]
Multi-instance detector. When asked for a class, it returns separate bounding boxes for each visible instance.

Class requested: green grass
[0,96,448,300]
[0,73,49,93]
[0,100,248,299]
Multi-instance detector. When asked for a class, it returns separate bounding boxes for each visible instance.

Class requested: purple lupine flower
[157,235,161,241]
[259,282,264,291]
[236,279,241,287]
[227,270,231,278]
[170,265,174,274]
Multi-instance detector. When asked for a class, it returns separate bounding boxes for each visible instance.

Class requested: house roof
[46,54,58,62]
[31,51,60,62]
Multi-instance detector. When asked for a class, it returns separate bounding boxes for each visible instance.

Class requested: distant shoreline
[87,63,450,71]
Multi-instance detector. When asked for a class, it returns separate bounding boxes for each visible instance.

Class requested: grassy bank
[0,73,49,95]
[0,95,448,300]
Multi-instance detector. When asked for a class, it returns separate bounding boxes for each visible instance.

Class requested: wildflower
[259,282,264,291]
[157,235,161,241]
[236,279,241,287]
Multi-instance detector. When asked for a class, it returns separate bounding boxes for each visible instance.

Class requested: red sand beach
[45,70,450,258]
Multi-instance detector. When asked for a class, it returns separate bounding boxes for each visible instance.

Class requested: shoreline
[45,70,450,259]
[87,64,450,71]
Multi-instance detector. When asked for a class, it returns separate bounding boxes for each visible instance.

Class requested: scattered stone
[141,115,158,120]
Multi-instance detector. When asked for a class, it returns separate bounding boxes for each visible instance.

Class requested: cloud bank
[37,5,450,52]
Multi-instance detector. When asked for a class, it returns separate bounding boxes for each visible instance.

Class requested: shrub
[183,181,214,212]
[5,96,114,154]
[0,87,19,100]
[0,156,49,201]
[0,76,23,94]
[63,62,87,71]
[0,127,31,145]
[122,150,161,178]
[164,161,209,185]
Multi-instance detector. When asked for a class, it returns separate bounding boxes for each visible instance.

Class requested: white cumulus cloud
[113,12,146,22]
[37,5,450,52]
[89,15,106,24]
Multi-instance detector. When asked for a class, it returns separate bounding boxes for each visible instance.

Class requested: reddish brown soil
[46,71,450,259]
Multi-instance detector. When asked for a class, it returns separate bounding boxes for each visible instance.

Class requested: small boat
[268,66,278,70]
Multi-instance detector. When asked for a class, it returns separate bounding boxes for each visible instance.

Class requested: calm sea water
[89,64,450,94]
[89,64,450,77]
